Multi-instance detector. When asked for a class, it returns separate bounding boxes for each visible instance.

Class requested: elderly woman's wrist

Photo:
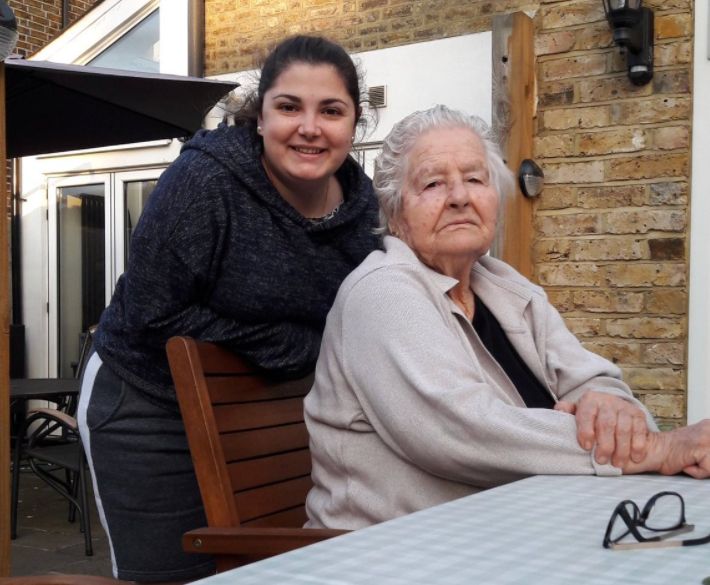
[622,422,710,476]
[621,430,668,474]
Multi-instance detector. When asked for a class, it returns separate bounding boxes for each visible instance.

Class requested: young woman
[78,35,379,583]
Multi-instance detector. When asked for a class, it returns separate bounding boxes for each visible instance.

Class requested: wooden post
[491,12,536,279]
[0,60,11,577]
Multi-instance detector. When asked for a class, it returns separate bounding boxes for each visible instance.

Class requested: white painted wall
[355,33,492,141]
[688,3,710,423]
[159,0,190,75]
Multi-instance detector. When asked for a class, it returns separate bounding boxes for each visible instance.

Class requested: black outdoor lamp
[0,0,18,60]
[518,159,544,198]
[602,0,654,86]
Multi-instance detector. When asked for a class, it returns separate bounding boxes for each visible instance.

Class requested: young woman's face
[258,62,357,192]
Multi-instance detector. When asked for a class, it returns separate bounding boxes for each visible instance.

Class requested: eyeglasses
[603,490,710,550]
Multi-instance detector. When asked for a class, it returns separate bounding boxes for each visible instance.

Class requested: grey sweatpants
[77,352,215,582]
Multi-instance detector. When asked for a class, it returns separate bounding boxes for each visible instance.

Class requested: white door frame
[688,2,710,422]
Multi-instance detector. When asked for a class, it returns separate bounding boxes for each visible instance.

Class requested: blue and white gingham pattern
[194,475,710,585]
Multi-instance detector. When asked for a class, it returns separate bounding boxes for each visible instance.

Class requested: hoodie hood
[181,124,375,232]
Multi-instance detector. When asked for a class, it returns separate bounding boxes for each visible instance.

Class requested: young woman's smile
[258,62,357,211]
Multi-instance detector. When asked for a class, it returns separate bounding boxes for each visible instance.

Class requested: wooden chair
[166,336,346,572]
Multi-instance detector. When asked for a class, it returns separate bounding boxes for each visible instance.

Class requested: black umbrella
[5,59,238,158]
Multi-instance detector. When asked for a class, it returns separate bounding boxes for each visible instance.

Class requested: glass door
[47,169,162,377]
[48,174,110,378]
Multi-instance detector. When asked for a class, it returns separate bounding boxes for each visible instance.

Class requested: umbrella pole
[0,60,11,577]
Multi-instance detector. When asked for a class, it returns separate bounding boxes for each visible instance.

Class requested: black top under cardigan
[472,295,555,409]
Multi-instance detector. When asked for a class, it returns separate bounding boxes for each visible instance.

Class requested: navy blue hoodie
[94,124,380,405]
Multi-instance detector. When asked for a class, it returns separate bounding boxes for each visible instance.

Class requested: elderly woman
[304,105,710,530]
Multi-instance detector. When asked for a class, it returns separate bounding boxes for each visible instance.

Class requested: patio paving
[10,468,112,578]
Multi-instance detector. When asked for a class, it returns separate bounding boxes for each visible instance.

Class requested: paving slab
[11,468,112,577]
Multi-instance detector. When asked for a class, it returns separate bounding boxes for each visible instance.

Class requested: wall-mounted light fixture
[518,159,544,198]
[0,0,17,60]
[602,0,654,86]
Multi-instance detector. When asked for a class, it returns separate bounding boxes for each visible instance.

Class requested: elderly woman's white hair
[373,104,515,235]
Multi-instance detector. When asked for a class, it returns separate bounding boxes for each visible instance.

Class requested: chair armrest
[28,407,78,431]
[183,526,349,556]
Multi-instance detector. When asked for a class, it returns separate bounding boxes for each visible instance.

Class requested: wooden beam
[0,60,11,577]
[491,12,536,279]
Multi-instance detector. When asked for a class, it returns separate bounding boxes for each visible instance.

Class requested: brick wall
[535,0,691,428]
[9,0,103,58]
[205,0,537,72]
[205,0,693,427]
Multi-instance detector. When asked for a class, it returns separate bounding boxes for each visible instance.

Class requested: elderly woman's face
[392,126,499,273]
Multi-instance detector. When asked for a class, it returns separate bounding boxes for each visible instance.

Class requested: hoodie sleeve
[119,152,322,377]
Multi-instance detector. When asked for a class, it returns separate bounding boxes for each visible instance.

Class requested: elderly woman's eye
[424,181,440,190]
[467,176,481,184]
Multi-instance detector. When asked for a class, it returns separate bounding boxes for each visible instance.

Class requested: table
[193,474,710,585]
[10,378,81,437]
[10,378,80,401]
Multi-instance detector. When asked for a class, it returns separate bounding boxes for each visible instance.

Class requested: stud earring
[257,126,263,134]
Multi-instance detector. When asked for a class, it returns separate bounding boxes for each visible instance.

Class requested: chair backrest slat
[166,336,314,530]
[220,424,310,461]
[235,476,313,523]
[207,377,314,404]
[213,398,307,433]
[228,449,312,491]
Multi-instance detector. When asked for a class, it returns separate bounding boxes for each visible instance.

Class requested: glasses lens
[643,493,684,531]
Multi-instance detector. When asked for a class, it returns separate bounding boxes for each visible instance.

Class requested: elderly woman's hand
[621,420,710,478]
[554,391,650,468]
[658,421,710,478]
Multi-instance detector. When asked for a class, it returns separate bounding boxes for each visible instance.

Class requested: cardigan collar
[382,236,535,331]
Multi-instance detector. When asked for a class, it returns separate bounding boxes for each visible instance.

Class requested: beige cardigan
[305,237,656,529]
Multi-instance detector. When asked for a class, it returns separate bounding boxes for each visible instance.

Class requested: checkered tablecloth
[194,474,710,585]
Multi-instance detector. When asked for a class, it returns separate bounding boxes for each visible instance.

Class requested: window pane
[124,179,157,263]
[88,10,160,73]
[57,185,105,378]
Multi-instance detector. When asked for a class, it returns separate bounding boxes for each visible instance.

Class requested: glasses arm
[609,524,701,550]
[682,532,710,547]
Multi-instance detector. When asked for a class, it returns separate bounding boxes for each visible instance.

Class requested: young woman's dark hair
[233,35,366,134]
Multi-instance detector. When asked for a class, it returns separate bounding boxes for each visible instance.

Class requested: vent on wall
[368,85,387,108]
